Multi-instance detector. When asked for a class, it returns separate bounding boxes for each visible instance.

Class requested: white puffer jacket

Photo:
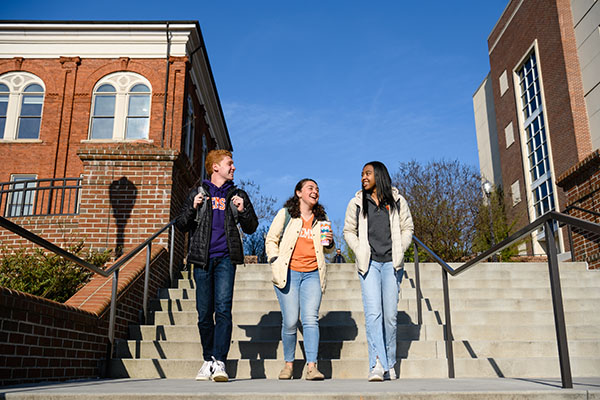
[343,188,414,275]
[265,208,334,292]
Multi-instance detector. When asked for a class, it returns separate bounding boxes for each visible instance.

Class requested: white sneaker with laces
[211,356,229,382]
[368,358,384,382]
[384,367,397,380]
[195,360,213,381]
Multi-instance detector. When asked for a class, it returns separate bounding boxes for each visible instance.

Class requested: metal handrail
[0,215,178,376]
[411,210,600,389]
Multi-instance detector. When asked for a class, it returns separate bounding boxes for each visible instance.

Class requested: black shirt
[366,194,393,263]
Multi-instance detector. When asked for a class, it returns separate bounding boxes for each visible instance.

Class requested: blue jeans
[359,260,403,371]
[274,268,322,363]
[193,256,236,362]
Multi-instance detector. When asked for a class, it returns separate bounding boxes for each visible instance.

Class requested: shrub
[0,242,111,303]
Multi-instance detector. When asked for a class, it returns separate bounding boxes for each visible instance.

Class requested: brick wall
[0,215,79,250]
[487,0,592,253]
[0,56,189,184]
[0,244,170,386]
[0,287,108,385]
[557,150,600,269]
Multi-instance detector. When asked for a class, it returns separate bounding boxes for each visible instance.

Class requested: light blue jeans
[359,260,403,371]
[274,268,322,363]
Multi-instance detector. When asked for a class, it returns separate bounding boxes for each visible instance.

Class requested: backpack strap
[279,207,291,242]
[195,186,210,223]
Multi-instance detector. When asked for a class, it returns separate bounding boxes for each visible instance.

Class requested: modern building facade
[0,21,231,255]
[473,0,600,259]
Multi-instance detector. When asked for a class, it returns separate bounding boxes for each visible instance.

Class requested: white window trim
[0,72,45,141]
[511,40,563,253]
[87,72,152,142]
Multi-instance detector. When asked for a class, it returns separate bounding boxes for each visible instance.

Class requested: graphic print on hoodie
[204,179,233,259]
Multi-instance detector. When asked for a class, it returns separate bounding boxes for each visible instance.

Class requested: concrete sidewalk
[2,377,600,399]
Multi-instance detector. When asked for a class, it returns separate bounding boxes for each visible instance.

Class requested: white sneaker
[211,356,229,382]
[384,367,397,380]
[368,358,384,382]
[195,360,213,381]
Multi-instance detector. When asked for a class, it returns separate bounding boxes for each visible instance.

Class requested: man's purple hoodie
[204,179,234,259]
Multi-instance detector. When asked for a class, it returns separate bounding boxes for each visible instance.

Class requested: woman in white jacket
[343,161,414,381]
[265,178,334,380]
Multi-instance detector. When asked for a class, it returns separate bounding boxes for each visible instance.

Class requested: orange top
[290,215,318,272]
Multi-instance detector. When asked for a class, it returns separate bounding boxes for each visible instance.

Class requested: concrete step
[129,323,600,342]
[420,298,599,312]
[115,339,442,360]
[4,377,600,399]
[159,285,599,301]
[146,309,600,327]
[148,310,425,326]
[151,297,600,314]
[115,339,600,361]
[109,356,600,379]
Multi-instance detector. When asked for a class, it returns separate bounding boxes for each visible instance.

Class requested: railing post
[105,268,119,377]
[545,220,573,389]
[442,268,455,378]
[413,243,422,325]
[170,224,175,287]
[143,242,152,324]
[567,225,575,262]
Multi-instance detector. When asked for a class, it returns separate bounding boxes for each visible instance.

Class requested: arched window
[88,72,152,141]
[90,84,116,139]
[126,84,150,139]
[17,84,44,139]
[0,84,8,138]
[0,72,45,141]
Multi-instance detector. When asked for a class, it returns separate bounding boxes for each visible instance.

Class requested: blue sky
[5,0,508,225]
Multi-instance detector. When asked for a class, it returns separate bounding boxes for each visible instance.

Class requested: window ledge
[81,139,154,144]
[0,139,43,143]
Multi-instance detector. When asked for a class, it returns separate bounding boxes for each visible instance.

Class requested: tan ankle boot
[278,363,293,379]
[305,364,324,380]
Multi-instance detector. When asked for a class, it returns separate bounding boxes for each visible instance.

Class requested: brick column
[77,143,179,255]
[557,150,600,269]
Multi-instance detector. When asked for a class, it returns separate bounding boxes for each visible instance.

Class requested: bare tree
[238,179,277,222]
[238,180,277,262]
[392,160,481,262]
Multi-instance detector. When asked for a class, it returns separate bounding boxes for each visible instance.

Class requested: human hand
[193,193,206,209]
[231,195,244,212]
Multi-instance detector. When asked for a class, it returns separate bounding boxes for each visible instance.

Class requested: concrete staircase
[110,261,600,379]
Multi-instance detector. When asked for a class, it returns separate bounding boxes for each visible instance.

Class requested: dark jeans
[193,256,236,362]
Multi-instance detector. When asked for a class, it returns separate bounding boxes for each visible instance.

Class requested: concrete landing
[2,377,600,399]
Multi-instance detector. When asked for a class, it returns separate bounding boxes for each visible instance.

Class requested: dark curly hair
[283,178,327,221]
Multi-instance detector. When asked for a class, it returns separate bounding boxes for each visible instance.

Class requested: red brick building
[0,21,232,254]
[473,0,599,262]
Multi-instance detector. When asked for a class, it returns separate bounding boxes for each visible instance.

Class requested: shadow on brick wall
[109,177,137,258]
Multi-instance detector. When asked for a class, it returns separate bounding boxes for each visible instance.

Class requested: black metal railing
[0,215,177,376]
[0,177,82,217]
[411,211,600,389]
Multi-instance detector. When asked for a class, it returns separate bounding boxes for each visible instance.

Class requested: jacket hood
[203,179,234,196]
[353,187,401,202]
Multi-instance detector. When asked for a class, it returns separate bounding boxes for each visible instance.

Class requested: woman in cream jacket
[343,161,413,381]
[265,178,334,380]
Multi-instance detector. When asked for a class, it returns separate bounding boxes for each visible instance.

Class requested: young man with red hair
[176,149,258,382]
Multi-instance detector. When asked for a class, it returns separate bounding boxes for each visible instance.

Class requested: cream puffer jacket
[343,188,414,275]
[265,208,334,292]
